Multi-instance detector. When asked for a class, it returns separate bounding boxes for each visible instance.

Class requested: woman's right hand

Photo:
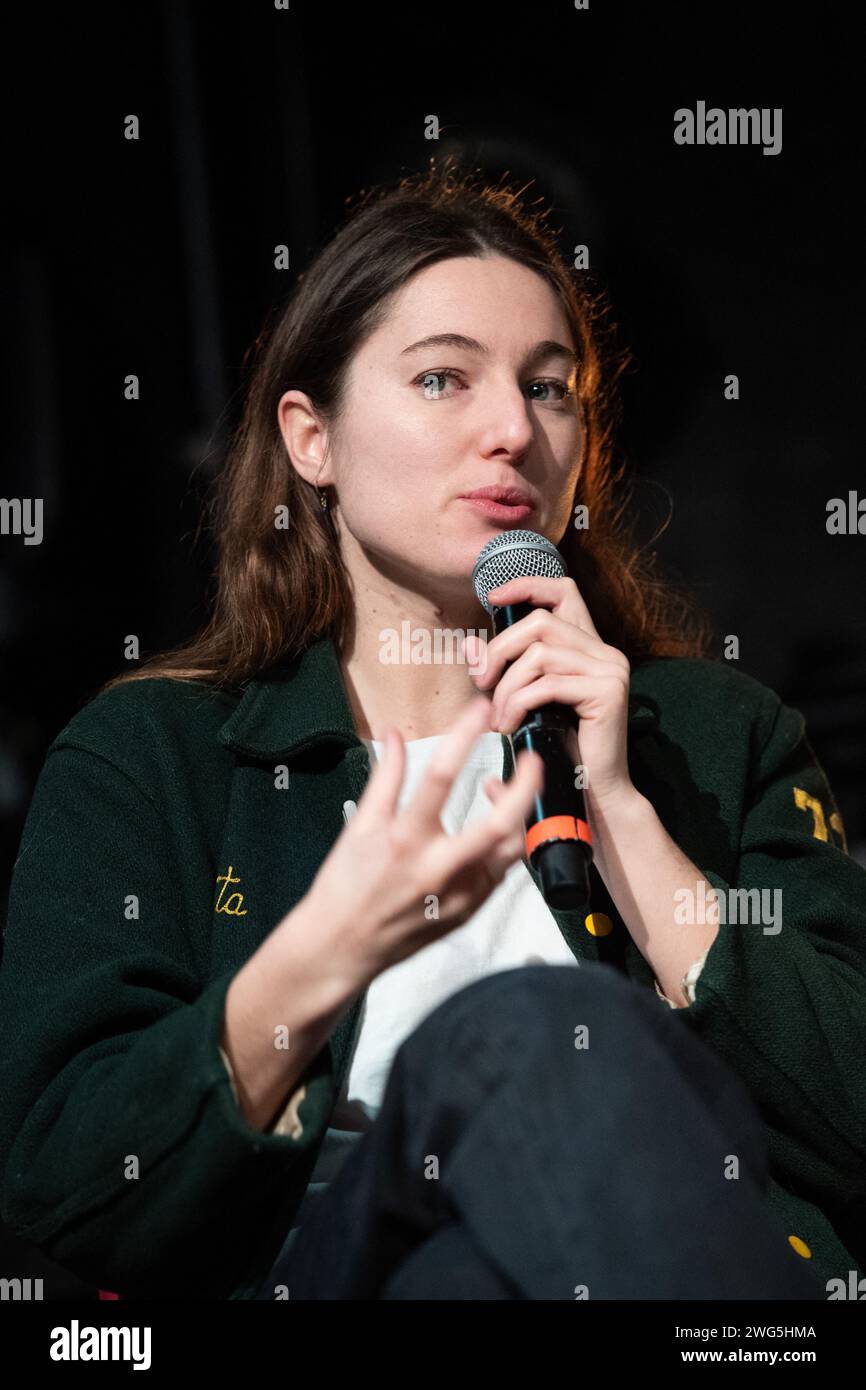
[299,694,544,993]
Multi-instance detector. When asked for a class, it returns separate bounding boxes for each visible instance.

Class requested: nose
[474,376,536,461]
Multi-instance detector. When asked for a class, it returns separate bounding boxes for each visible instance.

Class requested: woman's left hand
[463,575,635,815]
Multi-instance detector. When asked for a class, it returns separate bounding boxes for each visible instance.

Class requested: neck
[337,562,494,743]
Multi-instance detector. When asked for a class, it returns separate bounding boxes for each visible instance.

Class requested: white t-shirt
[287,729,581,1235]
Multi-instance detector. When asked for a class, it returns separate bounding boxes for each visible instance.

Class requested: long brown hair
[101,156,712,696]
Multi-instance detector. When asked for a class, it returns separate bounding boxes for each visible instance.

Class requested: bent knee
[404,960,659,1054]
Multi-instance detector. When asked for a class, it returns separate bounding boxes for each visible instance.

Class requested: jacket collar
[217,636,360,759]
[218,632,659,760]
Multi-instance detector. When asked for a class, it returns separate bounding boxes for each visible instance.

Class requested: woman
[1,159,863,1301]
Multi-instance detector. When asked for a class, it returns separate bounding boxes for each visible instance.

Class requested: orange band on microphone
[525,815,592,858]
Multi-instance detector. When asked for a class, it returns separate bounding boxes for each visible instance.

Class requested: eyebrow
[399,333,578,368]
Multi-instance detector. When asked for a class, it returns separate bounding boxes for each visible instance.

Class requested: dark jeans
[256,962,826,1300]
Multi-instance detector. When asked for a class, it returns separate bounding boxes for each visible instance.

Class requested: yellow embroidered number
[793,787,827,841]
[792,788,847,851]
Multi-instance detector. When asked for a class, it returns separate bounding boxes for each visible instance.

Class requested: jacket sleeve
[682,692,866,1259]
[218,1045,308,1139]
[653,950,709,1008]
[0,741,335,1300]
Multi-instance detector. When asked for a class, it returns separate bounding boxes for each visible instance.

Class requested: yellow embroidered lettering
[215,865,248,916]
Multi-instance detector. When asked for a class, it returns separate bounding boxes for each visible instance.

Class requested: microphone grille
[472,529,566,615]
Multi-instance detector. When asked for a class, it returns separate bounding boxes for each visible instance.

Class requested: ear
[277,390,332,487]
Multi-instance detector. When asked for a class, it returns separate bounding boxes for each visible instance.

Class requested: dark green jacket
[1,637,865,1300]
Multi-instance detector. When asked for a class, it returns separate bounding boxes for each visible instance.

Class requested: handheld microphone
[472,529,592,912]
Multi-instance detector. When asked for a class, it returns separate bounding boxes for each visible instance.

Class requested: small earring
[317,487,329,511]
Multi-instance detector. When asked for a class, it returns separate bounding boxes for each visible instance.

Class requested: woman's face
[287,254,583,610]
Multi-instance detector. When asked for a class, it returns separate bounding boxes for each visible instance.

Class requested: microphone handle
[491,600,592,911]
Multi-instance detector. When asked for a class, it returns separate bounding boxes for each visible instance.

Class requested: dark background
[1,0,863,1295]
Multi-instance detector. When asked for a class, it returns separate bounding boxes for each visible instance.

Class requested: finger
[351,726,407,829]
[436,747,544,881]
[486,642,615,721]
[485,574,599,637]
[482,773,503,804]
[497,670,628,735]
[479,778,529,879]
[474,616,616,693]
[484,824,531,883]
[400,694,493,834]
[481,773,519,810]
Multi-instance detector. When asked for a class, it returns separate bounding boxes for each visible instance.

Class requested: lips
[460,486,535,524]
[461,498,534,523]
[461,486,535,507]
